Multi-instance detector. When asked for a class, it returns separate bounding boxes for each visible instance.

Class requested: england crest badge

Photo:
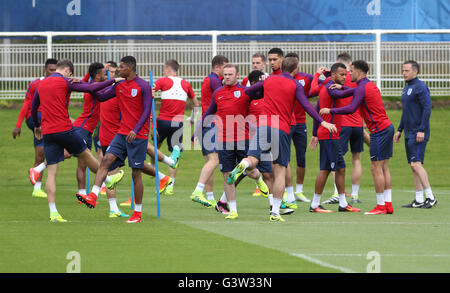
[407,88,413,95]
[131,89,138,97]
[234,90,241,98]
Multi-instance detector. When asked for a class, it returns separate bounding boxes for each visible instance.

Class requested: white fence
[1,29,450,99]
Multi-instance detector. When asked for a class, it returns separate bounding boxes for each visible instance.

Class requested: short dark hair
[285,52,299,60]
[403,60,420,74]
[336,52,352,64]
[56,59,74,74]
[211,55,229,68]
[351,60,369,74]
[248,70,264,84]
[268,48,284,57]
[120,56,137,71]
[45,58,58,68]
[330,62,347,73]
[165,59,179,72]
[281,57,298,73]
[252,53,266,62]
[88,62,104,80]
[106,61,118,68]
[223,63,239,74]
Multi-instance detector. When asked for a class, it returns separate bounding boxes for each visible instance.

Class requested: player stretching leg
[229,57,336,222]
[31,59,124,222]
[77,56,154,223]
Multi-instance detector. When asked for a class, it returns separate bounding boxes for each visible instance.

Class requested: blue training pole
[86,75,94,194]
[150,70,161,218]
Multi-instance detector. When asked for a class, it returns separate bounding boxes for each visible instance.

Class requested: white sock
[351,184,360,197]
[49,202,58,213]
[268,194,274,206]
[339,193,348,208]
[296,184,303,193]
[105,175,111,184]
[228,200,237,212]
[158,172,166,180]
[162,155,175,166]
[206,192,214,201]
[285,186,295,202]
[415,190,424,203]
[108,198,119,213]
[78,189,87,195]
[101,182,106,188]
[241,159,250,170]
[134,204,142,212]
[376,193,385,205]
[272,198,282,216]
[334,183,338,195]
[311,194,321,209]
[194,182,205,193]
[91,185,101,196]
[34,182,42,190]
[384,189,392,202]
[169,177,175,187]
[424,187,435,200]
[34,163,46,173]
[220,192,227,203]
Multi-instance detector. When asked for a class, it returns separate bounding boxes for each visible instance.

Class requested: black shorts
[156,118,183,152]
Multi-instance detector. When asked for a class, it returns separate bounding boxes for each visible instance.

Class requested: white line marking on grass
[304,253,450,257]
[291,253,356,273]
[180,220,450,225]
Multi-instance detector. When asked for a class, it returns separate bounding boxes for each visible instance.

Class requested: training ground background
[0,105,449,273]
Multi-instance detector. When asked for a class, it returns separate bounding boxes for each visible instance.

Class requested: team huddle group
[12,47,437,223]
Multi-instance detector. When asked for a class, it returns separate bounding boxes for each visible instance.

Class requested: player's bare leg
[46,163,66,222]
[191,152,218,207]
[365,160,388,215]
[350,152,362,202]
[76,152,124,208]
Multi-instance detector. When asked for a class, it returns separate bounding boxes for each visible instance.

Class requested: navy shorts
[101,146,125,172]
[405,137,428,164]
[248,126,291,167]
[74,127,93,150]
[339,126,364,154]
[106,134,148,169]
[319,139,346,171]
[217,140,248,172]
[25,113,44,147]
[201,124,216,156]
[369,124,394,161]
[291,123,307,168]
[43,128,87,165]
[156,118,183,152]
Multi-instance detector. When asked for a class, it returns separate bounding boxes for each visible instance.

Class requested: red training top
[155,76,195,122]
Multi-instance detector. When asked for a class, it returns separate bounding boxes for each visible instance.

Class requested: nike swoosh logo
[135,162,141,165]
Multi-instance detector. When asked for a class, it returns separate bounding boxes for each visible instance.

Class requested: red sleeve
[310,74,331,97]
[181,79,195,98]
[16,99,31,128]
[15,81,37,128]
[241,76,249,86]
[82,72,90,82]
[303,77,311,97]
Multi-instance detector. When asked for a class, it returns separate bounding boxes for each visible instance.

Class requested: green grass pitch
[0,106,449,273]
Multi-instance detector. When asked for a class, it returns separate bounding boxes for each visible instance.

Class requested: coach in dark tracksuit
[394,60,437,209]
